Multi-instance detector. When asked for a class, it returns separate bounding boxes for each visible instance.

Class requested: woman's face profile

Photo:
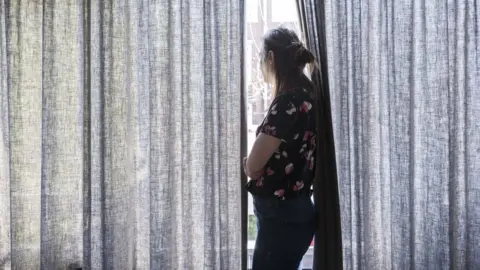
[259,48,275,85]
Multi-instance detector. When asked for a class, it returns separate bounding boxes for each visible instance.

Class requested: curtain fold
[301,0,480,269]
[0,1,244,269]
[297,1,344,269]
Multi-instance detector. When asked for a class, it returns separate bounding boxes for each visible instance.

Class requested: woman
[243,27,317,270]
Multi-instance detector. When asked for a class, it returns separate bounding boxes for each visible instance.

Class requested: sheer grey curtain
[0,1,244,269]
[322,0,480,269]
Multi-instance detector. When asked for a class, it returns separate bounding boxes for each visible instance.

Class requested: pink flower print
[300,101,312,112]
[303,131,311,141]
[293,181,304,191]
[285,103,297,115]
[263,125,276,136]
[306,150,313,160]
[293,133,299,140]
[309,158,315,170]
[274,153,281,159]
[256,177,264,187]
[285,163,294,175]
[299,144,307,154]
[310,135,316,146]
[266,167,275,175]
[282,151,288,158]
[274,189,285,198]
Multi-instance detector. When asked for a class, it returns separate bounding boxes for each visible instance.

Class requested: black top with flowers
[245,88,316,200]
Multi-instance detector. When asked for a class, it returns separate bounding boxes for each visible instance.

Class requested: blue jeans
[252,195,316,270]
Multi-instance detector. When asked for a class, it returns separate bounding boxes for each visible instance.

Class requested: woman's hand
[243,157,264,180]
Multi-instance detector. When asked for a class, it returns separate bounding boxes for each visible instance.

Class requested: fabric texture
[301,0,480,269]
[0,1,244,269]
[296,0,344,269]
[246,89,316,200]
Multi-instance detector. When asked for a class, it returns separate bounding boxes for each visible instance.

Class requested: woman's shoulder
[275,88,314,106]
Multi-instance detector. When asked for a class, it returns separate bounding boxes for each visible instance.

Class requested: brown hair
[261,27,315,96]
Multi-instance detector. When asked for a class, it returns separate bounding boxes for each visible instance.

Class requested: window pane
[246,0,259,22]
[271,0,299,23]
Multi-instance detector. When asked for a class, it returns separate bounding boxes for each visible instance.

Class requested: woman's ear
[267,50,275,66]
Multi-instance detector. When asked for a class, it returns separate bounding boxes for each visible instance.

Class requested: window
[246,0,260,22]
[271,0,299,23]
[244,0,313,269]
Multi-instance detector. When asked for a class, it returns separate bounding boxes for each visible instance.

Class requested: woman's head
[260,27,315,96]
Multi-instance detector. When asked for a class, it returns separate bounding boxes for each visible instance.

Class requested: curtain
[301,0,480,269]
[297,1,344,270]
[0,1,245,269]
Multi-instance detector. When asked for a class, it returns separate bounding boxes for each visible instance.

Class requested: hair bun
[294,44,315,66]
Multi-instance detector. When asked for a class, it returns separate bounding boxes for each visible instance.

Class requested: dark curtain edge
[240,1,248,270]
[296,0,343,269]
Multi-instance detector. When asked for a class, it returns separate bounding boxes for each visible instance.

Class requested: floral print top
[246,88,316,200]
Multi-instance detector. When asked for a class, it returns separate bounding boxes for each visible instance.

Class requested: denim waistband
[253,194,315,223]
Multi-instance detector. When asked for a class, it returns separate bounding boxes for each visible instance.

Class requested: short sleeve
[259,94,298,140]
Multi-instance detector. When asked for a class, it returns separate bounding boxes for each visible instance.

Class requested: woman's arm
[243,94,298,179]
[244,133,281,179]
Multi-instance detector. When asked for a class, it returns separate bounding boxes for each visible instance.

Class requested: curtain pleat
[41,1,85,268]
[2,1,45,268]
[0,1,244,269]
[0,0,11,268]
